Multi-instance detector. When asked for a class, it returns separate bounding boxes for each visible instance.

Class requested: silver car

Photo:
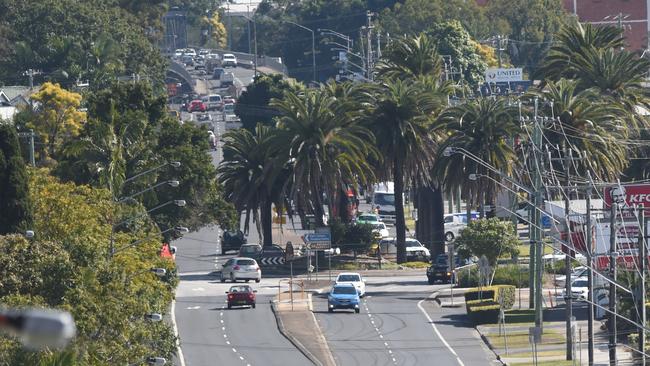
[220,257,261,283]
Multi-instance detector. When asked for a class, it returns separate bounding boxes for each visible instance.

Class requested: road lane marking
[417,299,465,366]
[186,306,201,310]
[170,300,187,366]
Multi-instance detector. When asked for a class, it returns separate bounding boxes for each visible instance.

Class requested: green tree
[435,98,520,215]
[455,218,520,268]
[234,74,302,131]
[218,125,287,245]
[0,124,32,235]
[428,20,488,84]
[486,0,568,73]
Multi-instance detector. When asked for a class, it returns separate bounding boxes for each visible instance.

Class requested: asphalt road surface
[312,276,497,366]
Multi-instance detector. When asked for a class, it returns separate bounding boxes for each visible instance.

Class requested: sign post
[303,232,332,282]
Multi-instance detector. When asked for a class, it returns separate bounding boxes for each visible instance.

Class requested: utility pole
[639,209,647,366]
[376,32,381,60]
[17,129,36,166]
[364,11,374,81]
[608,202,618,365]
[562,142,574,361]
[586,189,594,365]
[532,98,544,330]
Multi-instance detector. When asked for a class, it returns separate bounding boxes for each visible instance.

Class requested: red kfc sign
[604,184,650,215]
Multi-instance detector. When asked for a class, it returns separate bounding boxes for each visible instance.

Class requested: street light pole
[284,20,316,83]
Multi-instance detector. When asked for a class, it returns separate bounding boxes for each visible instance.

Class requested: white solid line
[239,356,244,360]
[171,300,187,366]
[417,299,465,366]
[232,348,237,353]
[226,340,231,345]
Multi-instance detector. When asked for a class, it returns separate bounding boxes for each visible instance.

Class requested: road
[312,276,497,366]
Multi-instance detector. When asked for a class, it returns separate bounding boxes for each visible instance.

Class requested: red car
[226,285,257,309]
[187,99,206,112]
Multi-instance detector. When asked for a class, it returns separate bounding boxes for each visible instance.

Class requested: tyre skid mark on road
[364,299,398,365]
[219,301,252,366]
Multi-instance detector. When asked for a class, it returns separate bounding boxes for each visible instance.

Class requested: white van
[206,94,223,111]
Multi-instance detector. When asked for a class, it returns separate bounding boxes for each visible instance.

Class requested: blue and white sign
[304,233,331,250]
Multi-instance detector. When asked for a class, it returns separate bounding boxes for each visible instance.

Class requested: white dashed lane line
[363,299,398,365]
[220,302,252,365]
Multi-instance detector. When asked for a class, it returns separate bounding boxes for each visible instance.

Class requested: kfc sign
[604,184,650,215]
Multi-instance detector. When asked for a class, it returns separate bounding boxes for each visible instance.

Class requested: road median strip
[269,282,336,366]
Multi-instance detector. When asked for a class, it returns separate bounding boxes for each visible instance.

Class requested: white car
[405,238,430,261]
[554,266,588,288]
[335,272,366,297]
[372,222,389,239]
[220,257,261,283]
[183,48,197,57]
[222,53,237,67]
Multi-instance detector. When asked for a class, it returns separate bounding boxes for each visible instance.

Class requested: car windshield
[237,259,255,266]
[572,280,588,287]
[209,96,221,102]
[374,193,394,205]
[240,246,260,254]
[373,224,385,230]
[332,286,357,295]
[338,275,360,282]
[359,215,377,221]
[406,240,423,248]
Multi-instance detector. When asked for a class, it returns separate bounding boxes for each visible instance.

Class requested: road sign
[259,256,285,266]
[304,233,331,242]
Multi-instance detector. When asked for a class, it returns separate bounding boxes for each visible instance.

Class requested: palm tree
[375,33,452,258]
[367,78,442,263]
[434,98,521,218]
[271,87,377,226]
[534,21,625,82]
[217,125,286,245]
[531,79,629,181]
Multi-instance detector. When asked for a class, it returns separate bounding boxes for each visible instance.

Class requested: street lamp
[283,20,316,83]
[146,357,167,366]
[123,161,181,186]
[113,199,187,231]
[0,308,76,350]
[112,226,189,257]
[144,313,163,322]
[240,14,258,77]
[118,180,180,203]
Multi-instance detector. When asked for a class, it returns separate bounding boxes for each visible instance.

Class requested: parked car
[220,257,261,283]
[555,266,588,288]
[220,230,246,255]
[238,244,262,258]
[187,99,206,112]
[259,244,285,259]
[328,284,361,313]
[223,103,236,117]
[378,238,430,261]
[222,53,237,67]
[334,272,366,297]
[226,285,257,309]
[195,112,214,130]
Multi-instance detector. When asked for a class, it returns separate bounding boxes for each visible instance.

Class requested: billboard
[485,68,523,82]
[604,184,650,216]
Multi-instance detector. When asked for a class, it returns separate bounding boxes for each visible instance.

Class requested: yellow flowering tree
[204,12,227,48]
[28,82,86,160]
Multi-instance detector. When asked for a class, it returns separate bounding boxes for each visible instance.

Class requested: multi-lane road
[171,64,497,366]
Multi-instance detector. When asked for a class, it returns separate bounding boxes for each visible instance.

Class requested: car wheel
[252,303,256,309]
[445,232,455,242]
[355,308,360,314]
[427,278,434,285]
[227,304,232,309]
[328,308,333,313]
[220,274,225,283]
[255,278,260,283]
[230,273,235,283]
[245,279,250,283]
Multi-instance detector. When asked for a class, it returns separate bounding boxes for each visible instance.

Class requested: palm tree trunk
[431,185,445,259]
[260,197,273,246]
[416,186,433,253]
[416,185,445,260]
[394,156,407,264]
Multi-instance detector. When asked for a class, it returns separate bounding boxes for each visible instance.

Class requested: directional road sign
[303,232,331,250]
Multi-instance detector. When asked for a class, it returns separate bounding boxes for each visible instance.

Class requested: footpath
[436,288,635,366]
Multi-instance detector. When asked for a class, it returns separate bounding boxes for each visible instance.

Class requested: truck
[371,182,397,224]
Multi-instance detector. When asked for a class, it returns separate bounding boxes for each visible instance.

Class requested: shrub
[456,265,529,287]
[467,304,501,324]
[464,285,515,324]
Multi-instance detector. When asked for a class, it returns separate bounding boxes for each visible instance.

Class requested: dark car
[221,230,246,255]
[427,265,453,284]
[226,285,256,309]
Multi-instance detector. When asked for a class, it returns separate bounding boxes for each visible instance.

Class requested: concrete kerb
[430,288,507,366]
[270,300,322,366]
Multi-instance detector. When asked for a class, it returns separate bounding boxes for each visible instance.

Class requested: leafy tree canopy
[0,123,32,235]
[455,218,520,266]
[235,74,303,131]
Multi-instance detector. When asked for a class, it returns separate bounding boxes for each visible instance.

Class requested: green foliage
[0,124,32,234]
[428,20,487,85]
[235,74,301,131]
[330,220,374,254]
[0,0,166,88]
[0,168,177,365]
[454,218,520,267]
[457,264,529,288]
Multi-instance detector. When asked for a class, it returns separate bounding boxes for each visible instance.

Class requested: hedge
[464,285,515,325]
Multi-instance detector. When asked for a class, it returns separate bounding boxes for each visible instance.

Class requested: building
[477,0,650,50]
[562,0,649,50]
[0,86,33,122]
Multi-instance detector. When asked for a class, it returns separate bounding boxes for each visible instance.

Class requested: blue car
[328,284,361,313]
